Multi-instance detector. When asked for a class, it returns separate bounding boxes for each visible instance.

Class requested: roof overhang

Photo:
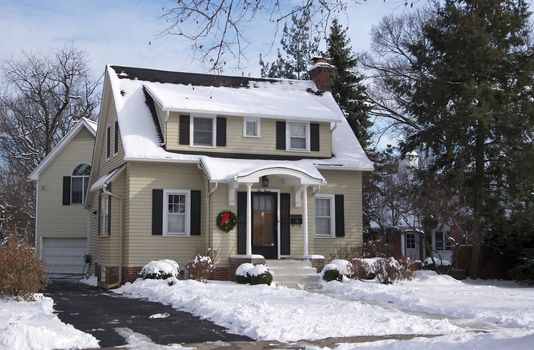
[235,166,325,186]
[89,165,126,192]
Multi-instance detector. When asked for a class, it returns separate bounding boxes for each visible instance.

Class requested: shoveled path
[45,279,250,348]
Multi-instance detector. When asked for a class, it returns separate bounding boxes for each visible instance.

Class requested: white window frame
[190,114,216,148]
[314,194,335,238]
[243,117,261,138]
[71,175,89,204]
[99,193,109,237]
[286,121,310,152]
[433,231,451,251]
[163,189,191,236]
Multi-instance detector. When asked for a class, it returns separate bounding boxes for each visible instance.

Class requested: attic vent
[120,90,126,96]
[306,88,324,96]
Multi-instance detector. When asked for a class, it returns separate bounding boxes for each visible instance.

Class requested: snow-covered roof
[200,157,326,185]
[90,164,126,191]
[106,65,373,172]
[29,118,97,181]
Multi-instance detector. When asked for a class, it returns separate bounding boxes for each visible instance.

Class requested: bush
[509,258,534,282]
[329,246,363,260]
[0,236,48,300]
[139,259,179,280]
[348,258,377,280]
[234,263,272,285]
[375,257,415,284]
[323,269,343,282]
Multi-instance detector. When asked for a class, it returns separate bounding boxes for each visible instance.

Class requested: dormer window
[287,122,310,151]
[243,118,260,138]
[191,115,216,147]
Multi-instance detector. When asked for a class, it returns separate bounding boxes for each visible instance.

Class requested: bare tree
[0,47,99,239]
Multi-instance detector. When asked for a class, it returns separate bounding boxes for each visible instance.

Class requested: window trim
[70,175,89,204]
[99,192,110,237]
[190,114,216,148]
[243,117,261,138]
[163,189,191,236]
[286,121,310,152]
[314,194,335,238]
[434,231,451,251]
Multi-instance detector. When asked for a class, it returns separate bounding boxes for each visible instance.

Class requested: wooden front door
[252,192,277,259]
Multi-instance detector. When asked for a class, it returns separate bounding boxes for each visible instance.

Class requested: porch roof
[89,165,126,192]
[199,156,326,186]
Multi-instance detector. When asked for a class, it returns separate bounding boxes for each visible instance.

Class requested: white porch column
[302,185,309,257]
[246,183,253,256]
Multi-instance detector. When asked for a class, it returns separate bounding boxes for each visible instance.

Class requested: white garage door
[42,238,87,274]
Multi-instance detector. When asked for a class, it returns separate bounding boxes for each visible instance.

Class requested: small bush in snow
[323,269,343,282]
[348,258,377,280]
[186,249,218,283]
[375,257,415,284]
[234,263,272,285]
[0,235,48,300]
[139,259,179,280]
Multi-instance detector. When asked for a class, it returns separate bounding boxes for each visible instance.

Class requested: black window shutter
[98,192,101,235]
[237,192,247,254]
[310,123,320,151]
[152,189,163,235]
[107,196,112,235]
[335,194,345,237]
[276,121,286,150]
[106,126,111,158]
[114,121,119,154]
[62,176,71,205]
[280,193,291,255]
[190,190,201,235]
[179,115,190,145]
[216,117,227,147]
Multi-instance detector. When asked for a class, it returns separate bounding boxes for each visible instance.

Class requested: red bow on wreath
[219,211,230,227]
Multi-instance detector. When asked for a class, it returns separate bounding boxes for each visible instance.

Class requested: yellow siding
[99,96,125,176]
[36,128,94,255]
[166,114,332,158]
[125,162,208,267]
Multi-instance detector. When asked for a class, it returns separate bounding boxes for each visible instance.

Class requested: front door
[252,192,277,259]
[404,233,421,260]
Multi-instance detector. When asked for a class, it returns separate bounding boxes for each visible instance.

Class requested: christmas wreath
[216,210,237,233]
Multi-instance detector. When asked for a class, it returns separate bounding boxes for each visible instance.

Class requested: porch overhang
[235,166,325,186]
[89,165,126,192]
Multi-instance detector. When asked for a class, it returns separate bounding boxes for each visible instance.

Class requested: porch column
[302,185,309,257]
[246,183,253,256]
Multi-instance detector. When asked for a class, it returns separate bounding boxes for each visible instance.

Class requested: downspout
[160,110,170,147]
[197,161,219,252]
[103,185,123,289]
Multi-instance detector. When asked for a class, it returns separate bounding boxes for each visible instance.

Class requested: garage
[42,237,87,274]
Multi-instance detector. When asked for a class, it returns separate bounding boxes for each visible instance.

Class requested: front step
[265,259,320,289]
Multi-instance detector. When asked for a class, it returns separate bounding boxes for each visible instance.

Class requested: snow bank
[423,257,452,266]
[139,259,180,278]
[115,279,460,341]
[0,295,99,350]
[323,270,534,328]
[80,275,98,287]
[330,329,534,350]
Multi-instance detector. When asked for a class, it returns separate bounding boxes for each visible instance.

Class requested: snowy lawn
[115,278,460,342]
[0,294,99,350]
[322,270,534,329]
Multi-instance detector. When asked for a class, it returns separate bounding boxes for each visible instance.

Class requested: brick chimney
[309,56,335,92]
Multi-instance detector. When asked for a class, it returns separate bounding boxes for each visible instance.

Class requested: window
[106,125,111,158]
[287,122,309,151]
[99,192,110,236]
[243,118,260,137]
[71,164,91,204]
[114,121,119,154]
[314,195,335,237]
[191,116,215,147]
[405,233,416,249]
[163,190,190,235]
[434,232,451,250]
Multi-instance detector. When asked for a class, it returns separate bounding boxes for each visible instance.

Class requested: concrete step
[272,274,320,283]
[265,259,312,268]
[268,266,317,274]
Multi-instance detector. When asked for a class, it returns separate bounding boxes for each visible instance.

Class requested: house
[29,118,97,274]
[79,58,373,287]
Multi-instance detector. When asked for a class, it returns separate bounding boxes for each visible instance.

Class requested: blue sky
[0,0,420,79]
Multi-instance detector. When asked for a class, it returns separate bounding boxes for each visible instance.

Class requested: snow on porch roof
[199,156,326,185]
[112,65,344,123]
[90,165,126,192]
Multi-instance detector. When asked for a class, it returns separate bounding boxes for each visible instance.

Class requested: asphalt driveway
[45,279,250,348]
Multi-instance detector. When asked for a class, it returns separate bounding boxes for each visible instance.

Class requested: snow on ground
[322,270,534,328]
[314,329,534,350]
[0,294,99,350]
[115,328,194,349]
[115,278,460,342]
[80,275,98,287]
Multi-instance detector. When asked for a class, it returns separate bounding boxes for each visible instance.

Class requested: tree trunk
[470,121,485,278]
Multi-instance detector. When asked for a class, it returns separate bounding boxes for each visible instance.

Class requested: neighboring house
[29,118,97,274]
[85,57,374,287]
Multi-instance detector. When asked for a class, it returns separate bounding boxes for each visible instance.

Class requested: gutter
[102,185,123,289]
